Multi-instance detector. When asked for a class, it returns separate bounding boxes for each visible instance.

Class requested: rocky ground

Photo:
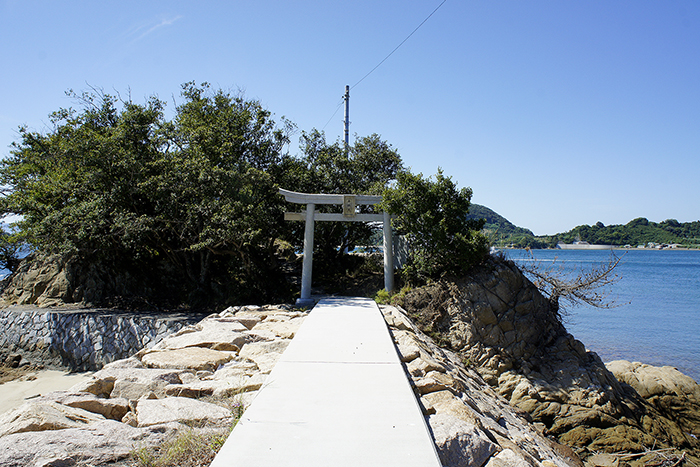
[395,255,700,467]
[0,299,589,467]
[1,255,698,467]
[0,304,306,466]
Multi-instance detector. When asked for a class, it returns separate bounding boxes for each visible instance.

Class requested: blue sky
[1,1,698,235]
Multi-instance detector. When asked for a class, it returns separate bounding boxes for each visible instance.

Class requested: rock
[0,419,182,467]
[396,343,421,362]
[134,396,233,427]
[383,304,583,467]
[421,390,479,423]
[101,356,145,370]
[4,353,22,368]
[607,360,700,437]
[230,316,262,330]
[212,359,260,378]
[415,371,455,395]
[585,453,619,467]
[428,413,499,467]
[164,383,215,398]
[154,319,249,351]
[484,448,532,467]
[141,347,235,372]
[68,377,115,398]
[165,372,267,399]
[0,400,106,438]
[1,254,72,307]
[407,353,447,377]
[41,391,129,420]
[122,411,138,427]
[607,360,700,400]
[391,256,700,463]
[238,339,290,373]
[88,367,185,400]
[250,316,305,339]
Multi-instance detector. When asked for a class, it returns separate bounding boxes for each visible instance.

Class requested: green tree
[381,169,488,281]
[1,90,166,260]
[150,82,292,303]
[0,229,22,273]
[0,83,293,306]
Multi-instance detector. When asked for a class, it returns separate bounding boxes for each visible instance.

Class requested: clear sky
[1,1,698,235]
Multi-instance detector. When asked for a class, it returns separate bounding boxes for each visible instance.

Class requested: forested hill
[467,204,535,243]
[469,205,700,248]
[549,218,700,248]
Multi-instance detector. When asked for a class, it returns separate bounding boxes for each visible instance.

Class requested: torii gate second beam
[279,188,394,307]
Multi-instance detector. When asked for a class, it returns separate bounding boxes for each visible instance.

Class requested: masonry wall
[0,309,204,371]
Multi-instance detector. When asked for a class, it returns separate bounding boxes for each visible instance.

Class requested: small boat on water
[556,241,614,250]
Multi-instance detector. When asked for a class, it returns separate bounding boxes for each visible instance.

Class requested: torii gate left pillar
[280,188,394,307]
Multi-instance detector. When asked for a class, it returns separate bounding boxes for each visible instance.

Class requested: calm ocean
[507,248,700,382]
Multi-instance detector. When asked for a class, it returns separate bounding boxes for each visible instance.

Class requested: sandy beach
[0,370,92,415]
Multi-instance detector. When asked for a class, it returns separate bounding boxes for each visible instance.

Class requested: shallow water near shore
[508,248,700,382]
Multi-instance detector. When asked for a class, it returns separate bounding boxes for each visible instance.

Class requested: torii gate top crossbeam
[279,188,381,206]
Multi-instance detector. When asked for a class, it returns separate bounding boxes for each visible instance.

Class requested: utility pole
[343,85,350,151]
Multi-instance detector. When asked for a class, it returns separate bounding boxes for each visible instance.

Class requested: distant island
[468,204,700,249]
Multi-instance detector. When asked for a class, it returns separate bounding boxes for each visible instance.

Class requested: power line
[320,0,447,132]
[351,0,447,90]
[322,101,344,131]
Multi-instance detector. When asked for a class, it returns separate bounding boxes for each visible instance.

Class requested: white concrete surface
[210,297,441,467]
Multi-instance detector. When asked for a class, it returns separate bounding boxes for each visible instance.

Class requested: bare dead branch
[517,250,627,317]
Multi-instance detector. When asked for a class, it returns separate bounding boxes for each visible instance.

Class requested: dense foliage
[1,83,485,307]
[1,83,294,305]
[381,170,489,281]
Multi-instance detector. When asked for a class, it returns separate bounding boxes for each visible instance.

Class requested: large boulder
[0,254,72,307]
[249,315,306,339]
[41,391,129,421]
[238,339,290,373]
[152,318,250,352]
[381,305,582,467]
[134,396,233,428]
[428,413,499,467]
[141,347,235,372]
[393,256,700,463]
[0,253,145,307]
[0,419,183,467]
[0,400,106,438]
[84,366,186,400]
[607,360,700,400]
[607,360,700,437]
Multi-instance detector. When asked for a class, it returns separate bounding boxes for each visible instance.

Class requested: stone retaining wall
[0,308,205,371]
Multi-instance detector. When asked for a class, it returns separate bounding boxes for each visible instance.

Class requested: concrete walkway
[210,297,442,467]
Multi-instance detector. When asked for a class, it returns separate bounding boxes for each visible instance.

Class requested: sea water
[507,248,700,382]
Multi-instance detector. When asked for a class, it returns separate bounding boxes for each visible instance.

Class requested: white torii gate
[280,188,394,307]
